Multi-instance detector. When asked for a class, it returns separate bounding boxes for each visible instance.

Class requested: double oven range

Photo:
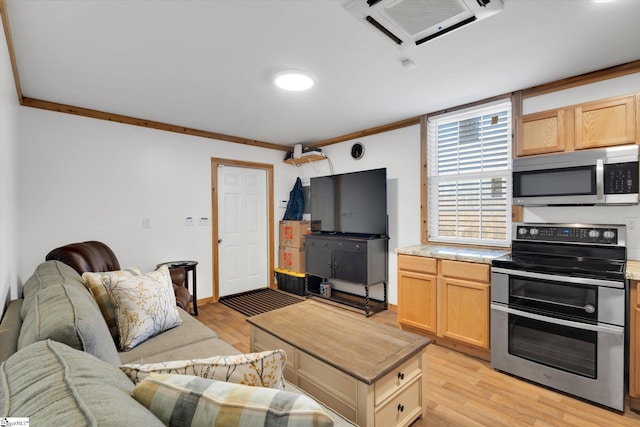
[491,222,627,412]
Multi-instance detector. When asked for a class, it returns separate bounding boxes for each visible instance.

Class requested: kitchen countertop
[626,261,640,280]
[396,244,509,264]
[397,246,640,276]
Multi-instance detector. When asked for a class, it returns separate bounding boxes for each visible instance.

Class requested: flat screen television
[310,168,387,236]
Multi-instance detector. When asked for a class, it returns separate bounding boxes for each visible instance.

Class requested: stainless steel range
[491,222,627,412]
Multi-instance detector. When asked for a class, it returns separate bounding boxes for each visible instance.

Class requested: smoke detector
[344,0,503,49]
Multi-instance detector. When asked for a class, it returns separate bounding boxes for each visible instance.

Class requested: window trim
[420,94,517,247]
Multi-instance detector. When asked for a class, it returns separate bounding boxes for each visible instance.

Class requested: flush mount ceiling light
[274,70,315,91]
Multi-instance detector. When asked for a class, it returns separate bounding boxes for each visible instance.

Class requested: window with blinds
[427,100,512,246]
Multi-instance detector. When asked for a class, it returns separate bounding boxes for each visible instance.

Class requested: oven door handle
[491,267,624,288]
[491,303,624,335]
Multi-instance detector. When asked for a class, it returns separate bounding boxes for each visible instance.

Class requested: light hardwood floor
[196,300,640,426]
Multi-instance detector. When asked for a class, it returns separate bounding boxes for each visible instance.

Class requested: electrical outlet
[185,216,194,226]
[142,218,151,229]
[199,217,210,226]
[278,199,288,209]
[625,217,638,231]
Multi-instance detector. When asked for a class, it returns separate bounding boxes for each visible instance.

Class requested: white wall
[16,107,298,301]
[290,125,421,305]
[9,66,639,312]
[0,15,20,316]
[522,72,640,259]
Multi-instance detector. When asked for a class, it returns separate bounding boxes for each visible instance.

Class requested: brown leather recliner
[45,241,191,312]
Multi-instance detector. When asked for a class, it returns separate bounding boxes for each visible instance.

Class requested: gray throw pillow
[20,260,85,319]
[0,340,163,426]
[18,282,120,366]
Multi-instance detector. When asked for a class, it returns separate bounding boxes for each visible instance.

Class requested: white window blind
[427,100,512,246]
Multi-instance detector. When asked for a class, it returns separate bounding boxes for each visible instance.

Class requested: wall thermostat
[351,142,364,159]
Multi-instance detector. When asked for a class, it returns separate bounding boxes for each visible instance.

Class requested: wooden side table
[157,261,199,315]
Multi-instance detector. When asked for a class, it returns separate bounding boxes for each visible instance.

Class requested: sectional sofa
[0,258,353,426]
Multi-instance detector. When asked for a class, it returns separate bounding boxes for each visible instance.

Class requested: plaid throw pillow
[133,373,333,427]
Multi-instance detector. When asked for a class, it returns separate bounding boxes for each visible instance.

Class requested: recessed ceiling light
[274,70,315,91]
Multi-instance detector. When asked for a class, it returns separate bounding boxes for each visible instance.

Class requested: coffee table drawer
[296,351,360,422]
[250,327,296,382]
[375,354,421,405]
[375,378,421,427]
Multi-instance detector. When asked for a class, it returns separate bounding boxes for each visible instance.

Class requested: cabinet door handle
[397,404,405,413]
[397,372,405,380]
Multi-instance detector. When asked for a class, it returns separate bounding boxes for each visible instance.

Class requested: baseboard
[197,296,215,305]
[399,323,490,362]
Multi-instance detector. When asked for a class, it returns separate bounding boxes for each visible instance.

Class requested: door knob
[218,238,223,244]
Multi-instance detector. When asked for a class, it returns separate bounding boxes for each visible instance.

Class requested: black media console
[304,233,388,316]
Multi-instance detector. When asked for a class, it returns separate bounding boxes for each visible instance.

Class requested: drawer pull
[397,404,405,413]
[397,372,405,380]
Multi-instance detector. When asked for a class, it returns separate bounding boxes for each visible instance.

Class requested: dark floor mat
[218,288,304,317]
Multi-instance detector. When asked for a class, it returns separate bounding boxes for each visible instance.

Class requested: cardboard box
[278,245,306,273]
[279,220,311,248]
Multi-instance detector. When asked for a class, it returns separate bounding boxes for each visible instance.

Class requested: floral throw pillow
[82,267,142,342]
[104,265,182,351]
[120,349,287,390]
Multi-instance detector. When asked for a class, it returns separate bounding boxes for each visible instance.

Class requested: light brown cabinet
[575,95,637,149]
[397,254,491,360]
[397,255,437,334]
[517,108,567,156]
[517,93,638,156]
[438,260,490,349]
[630,280,640,411]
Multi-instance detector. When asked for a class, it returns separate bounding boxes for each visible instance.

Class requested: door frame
[211,158,275,302]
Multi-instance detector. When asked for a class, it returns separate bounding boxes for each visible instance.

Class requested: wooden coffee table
[247,300,431,426]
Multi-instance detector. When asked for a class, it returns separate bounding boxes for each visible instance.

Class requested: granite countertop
[396,244,509,264]
[626,261,640,280]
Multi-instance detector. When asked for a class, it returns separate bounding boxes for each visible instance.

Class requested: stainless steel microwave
[513,144,639,206]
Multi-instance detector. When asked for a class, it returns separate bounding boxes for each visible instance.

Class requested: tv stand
[305,233,388,316]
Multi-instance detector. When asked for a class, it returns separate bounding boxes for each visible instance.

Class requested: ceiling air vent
[344,0,503,48]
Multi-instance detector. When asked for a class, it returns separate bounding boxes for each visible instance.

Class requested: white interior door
[217,165,268,297]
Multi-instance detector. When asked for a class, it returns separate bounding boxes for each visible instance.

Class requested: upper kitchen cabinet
[575,95,637,149]
[517,108,568,156]
[517,93,639,157]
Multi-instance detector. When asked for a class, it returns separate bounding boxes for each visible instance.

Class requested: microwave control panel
[604,162,639,194]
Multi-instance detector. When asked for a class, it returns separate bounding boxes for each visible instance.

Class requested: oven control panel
[514,223,625,245]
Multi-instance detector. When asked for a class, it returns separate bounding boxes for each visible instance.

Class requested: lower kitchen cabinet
[630,280,640,411]
[397,254,491,360]
[397,256,437,334]
[439,277,490,349]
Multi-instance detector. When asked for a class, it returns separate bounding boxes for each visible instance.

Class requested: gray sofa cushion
[0,340,164,426]
[0,300,22,364]
[119,308,239,364]
[18,282,120,366]
[20,260,85,319]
